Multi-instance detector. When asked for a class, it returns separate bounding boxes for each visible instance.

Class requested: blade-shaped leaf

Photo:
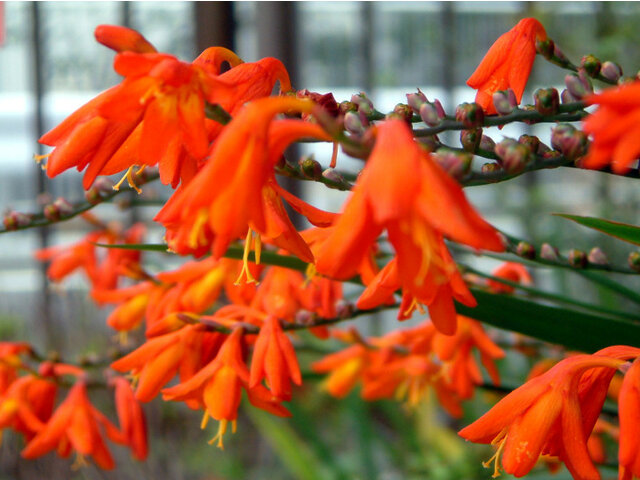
[458,289,640,353]
[554,213,640,246]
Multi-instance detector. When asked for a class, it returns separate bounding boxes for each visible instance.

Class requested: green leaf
[554,213,640,246]
[458,289,640,353]
[246,408,325,480]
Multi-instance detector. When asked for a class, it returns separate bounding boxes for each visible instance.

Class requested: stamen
[200,411,210,430]
[482,431,508,478]
[34,153,51,166]
[403,297,426,317]
[71,453,88,470]
[234,229,259,285]
[118,331,129,346]
[303,263,317,288]
[113,166,142,194]
[208,419,229,450]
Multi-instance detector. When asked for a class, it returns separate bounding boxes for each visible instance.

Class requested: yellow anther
[303,263,317,288]
[403,297,426,317]
[113,165,142,194]
[33,153,51,164]
[188,209,209,249]
[207,419,236,450]
[482,431,508,478]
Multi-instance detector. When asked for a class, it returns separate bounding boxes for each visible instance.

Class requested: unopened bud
[540,243,559,261]
[561,89,579,104]
[481,162,501,174]
[551,123,588,160]
[495,138,533,174]
[519,135,540,154]
[536,141,552,156]
[432,99,446,118]
[568,249,587,268]
[533,88,559,115]
[351,93,374,115]
[601,61,623,83]
[535,38,554,59]
[406,89,428,112]
[344,111,365,135]
[339,101,358,115]
[392,103,413,123]
[552,43,570,67]
[335,300,354,319]
[565,73,589,100]
[433,148,472,180]
[516,241,536,259]
[417,135,440,152]
[298,155,322,179]
[455,102,484,128]
[479,135,496,153]
[581,54,601,77]
[322,168,351,189]
[43,197,73,221]
[419,102,441,127]
[629,252,640,272]
[588,247,609,266]
[493,89,517,115]
[3,211,31,230]
[460,128,482,153]
[295,309,316,326]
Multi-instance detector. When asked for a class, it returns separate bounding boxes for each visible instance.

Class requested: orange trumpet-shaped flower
[316,119,502,333]
[582,82,640,173]
[487,262,533,294]
[459,354,625,479]
[113,377,148,461]
[619,357,640,480]
[22,382,121,470]
[467,18,547,114]
[249,315,302,401]
[155,97,335,265]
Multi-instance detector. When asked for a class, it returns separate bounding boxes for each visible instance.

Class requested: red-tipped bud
[94,25,156,53]
[298,155,322,179]
[519,135,540,154]
[479,135,496,153]
[419,102,441,127]
[492,89,518,115]
[322,168,351,190]
[581,54,601,77]
[495,138,533,174]
[564,73,592,100]
[551,123,588,160]
[601,61,623,83]
[351,93,374,115]
[391,103,414,123]
[533,88,559,115]
[344,111,365,135]
[85,177,114,204]
[561,88,579,104]
[460,128,482,153]
[3,211,31,230]
[406,89,428,113]
[43,198,73,221]
[568,249,587,268]
[481,162,501,174]
[455,102,484,128]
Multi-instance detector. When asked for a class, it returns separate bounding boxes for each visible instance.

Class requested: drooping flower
[113,377,148,461]
[315,119,503,334]
[582,81,640,173]
[155,96,335,269]
[459,354,625,479]
[467,18,547,114]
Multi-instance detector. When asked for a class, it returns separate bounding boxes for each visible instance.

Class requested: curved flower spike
[467,18,547,114]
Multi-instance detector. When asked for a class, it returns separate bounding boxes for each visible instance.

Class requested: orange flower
[22,381,121,470]
[155,97,335,269]
[113,377,148,461]
[467,18,547,114]
[619,357,640,480]
[316,119,503,334]
[582,81,640,173]
[459,354,624,479]
[249,315,301,401]
[487,262,533,294]
[94,24,157,53]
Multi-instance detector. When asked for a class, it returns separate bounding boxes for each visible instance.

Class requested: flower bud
[552,43,570,67]
[492,89,517,115]
[455,102,484,128]
[335,300,354,319]
[495,138,534,174]
[351,93,374,115]
[565,73,589,100]
[536,141,551,155]
[560,88,578,104]
[460,128,482,153]
[519,135,540,154]
[540,243,559,261]
[551,123,588,160]
[419,102,441,127]
[533,88,559,115]
[417,135,441,152]
[298,155,322,179]
[432,99,446,118]
[629,252,640,272]
[295,309,316,326]
[43,198,73,221]
[581,54,601,77]
[601,61,623,83]
[535,38,554,59]
[406,89,428,113]
[322,168,351,190]
[479,135,496,153]
[85,177,115,205]
[339,101,358,115]
[481,162,501,174]
[297,90,340,117]
[3,211,31,230]
[516,241,536,259]
[392,103,414,123]
[568,249,587,268]
[344,111,365,135]
[588,247,609,266]
[433,148,472,180]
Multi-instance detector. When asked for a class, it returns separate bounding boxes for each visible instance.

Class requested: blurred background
[1,2,639,479]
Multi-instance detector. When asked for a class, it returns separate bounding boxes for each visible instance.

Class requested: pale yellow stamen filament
[200,411,210,430]
[403,297,426,317]
[188,210,209,249]
[113,165,143,194]
[207,419,237,450]
[34,153,51,169]
[234,229,261,285]
[483,431,508,478]
[303,263,317,288]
